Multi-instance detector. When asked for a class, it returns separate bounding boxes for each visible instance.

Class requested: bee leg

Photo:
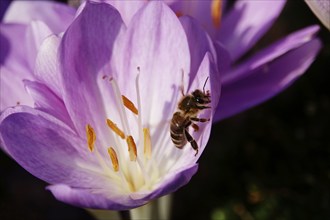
[184,129,198,156]
[196,106,211,110]
[192,123,199,132]
[191,117,210,123]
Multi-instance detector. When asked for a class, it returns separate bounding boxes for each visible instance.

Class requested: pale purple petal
[117,1,190,125]
[0,106,102,187]
[305,0,330,30]
[47,184,135,210]
[47,164,198,210]
[60,1,124,137]
[23,80,74,129]
[80,0,145,25]
[218,0,286,61]
[180,15,217,88]
[34,34,63,98]
[0,24,34,110]
[0,66,33,110]
[214,38,322,121]
[25,20,53,70]
[131,164,198,203]
[3,1,75,33]
[147,164,198,200]
[1,21,55,111]
[102,0,145,25]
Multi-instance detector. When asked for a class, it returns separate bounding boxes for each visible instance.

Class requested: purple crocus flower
[0,0,322,212]
[0,1,220,210]
[99,0,322,120]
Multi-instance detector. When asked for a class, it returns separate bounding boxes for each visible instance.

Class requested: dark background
[1,1,329,220]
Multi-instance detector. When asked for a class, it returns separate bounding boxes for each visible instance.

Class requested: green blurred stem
[87,194,172,220]
[131,194,172,220]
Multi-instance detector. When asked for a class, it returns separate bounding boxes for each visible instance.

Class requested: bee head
[192,89,211,104]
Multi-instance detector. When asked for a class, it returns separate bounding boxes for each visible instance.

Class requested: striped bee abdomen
[170,112,189,148]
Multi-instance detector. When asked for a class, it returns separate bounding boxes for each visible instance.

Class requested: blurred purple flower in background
[99,0,322,120]
[0,1,220,209]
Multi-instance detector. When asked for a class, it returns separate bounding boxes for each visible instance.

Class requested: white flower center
[85,72,161,194]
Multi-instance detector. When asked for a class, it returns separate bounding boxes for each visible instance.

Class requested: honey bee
[170,78,211,156]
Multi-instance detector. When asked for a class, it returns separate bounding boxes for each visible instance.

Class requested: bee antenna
[203,77,209,93]
[180,69,185,96]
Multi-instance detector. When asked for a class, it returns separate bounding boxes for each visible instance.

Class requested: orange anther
[86,124,96,152]
[106,119,125,139]
[122,95,138,115]
[126,136,137,161]
[108,147,119,172]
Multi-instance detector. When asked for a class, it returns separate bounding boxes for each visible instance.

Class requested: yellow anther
[126,135,137,161]
[143,128,152,160]
[108,147,119,172]
[106,119,125,139]
[122,95,138,115]
[211,0,222,28]
[86,124,96,152]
